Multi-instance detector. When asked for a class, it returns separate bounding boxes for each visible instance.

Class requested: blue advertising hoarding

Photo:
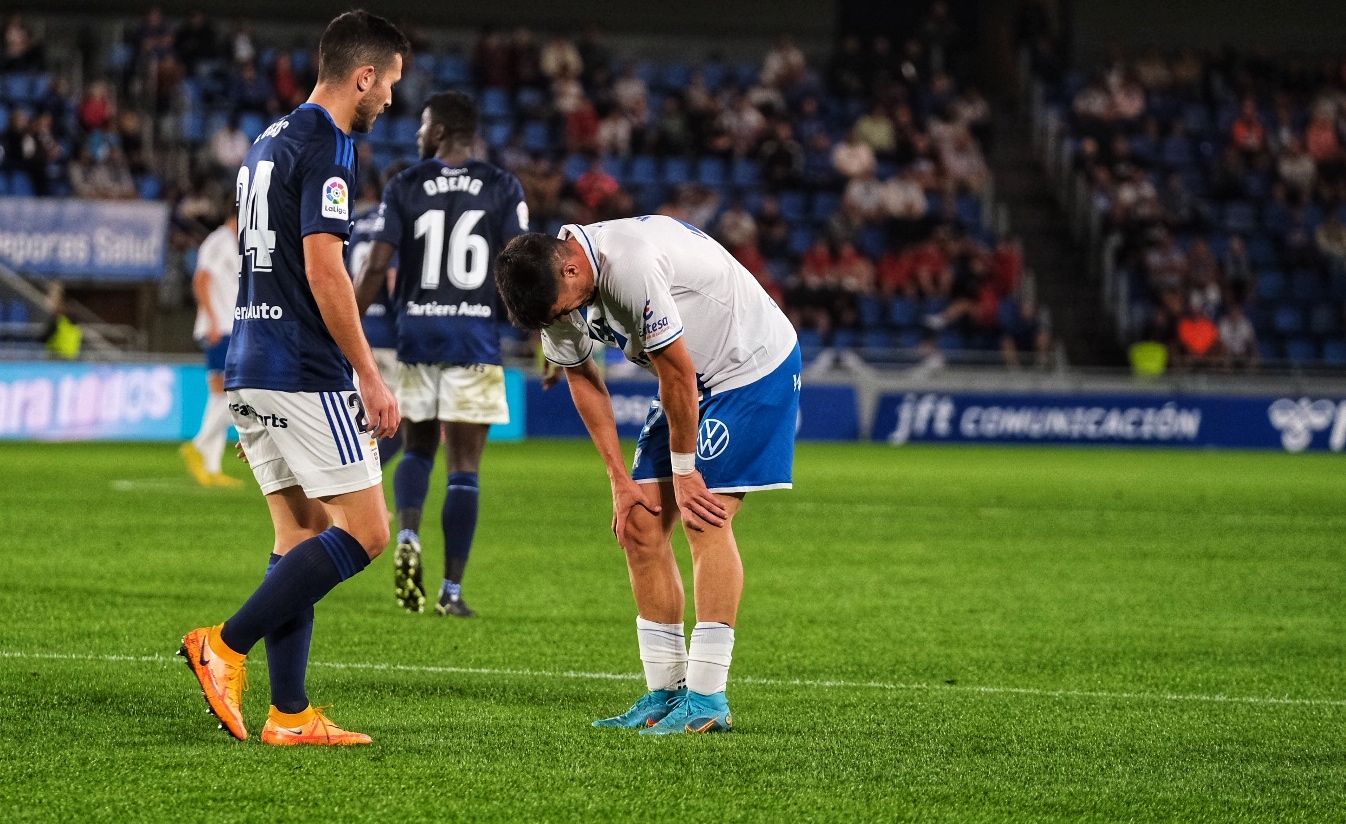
[0,198,170,281]
[873,390,1346,453]
[525,378,858,441]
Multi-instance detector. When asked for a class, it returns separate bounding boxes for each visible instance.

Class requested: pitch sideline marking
[2,650,1343,709]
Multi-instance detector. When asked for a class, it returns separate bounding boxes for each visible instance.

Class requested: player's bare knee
[619,521,666,562]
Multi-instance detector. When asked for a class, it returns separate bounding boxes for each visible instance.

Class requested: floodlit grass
[1,440,1343,822]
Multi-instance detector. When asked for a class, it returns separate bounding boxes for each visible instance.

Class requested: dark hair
[495,233,567,329]
[424,91,478,145]
[316,10,410,84]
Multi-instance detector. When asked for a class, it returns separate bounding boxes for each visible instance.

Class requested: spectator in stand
[596,103,632,158]
[1230,97,1268,160]
[1305,105,1340,162]
[828,34,867,99]
[756,195,791,260]
[173,10,218,74]
[517,156,565,223]
[953,85,992,150]
[990,235,1024,296]
[1000,298,1051,368]
[1219,302,1258,372]
[801,131,838,191]
[842,168,886,224]
[1144,229,1188,294]
[1222,234,1256,299]
[563,94,600,155]
[227,19,256,66]
[3,13,43,71]
[510,28,543,90]
[940,129,990,194]
[1187,240,1223,317]
[882,165,928,224]
[576,24,611,88]
[69,144,136,200]
[78,81,116,133]
[832,241,875,298]
[716,199,757,251]
[832,128,876,180]
[1277,136,1316,200]
[757,120,804,192]
[719,94,767,157]
[653,97,692,155]
[271,51,309,111]
[1176,305,1220,370]
[762,35,807,90]
[208,113,251,173]
[876,247,917,299]
[539,33,582,85]
[1316,212,1346,271]
[231,60,273,115]
[574,156,621,218]
[854,103,896,158]
[472,26,513,89]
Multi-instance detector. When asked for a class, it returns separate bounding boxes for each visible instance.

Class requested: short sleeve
[605,240,684,353]
[299,132,355,240]
[371,178,403,248]
[498,173,529,244]
[202,232,239,280]
[541,311,595,367]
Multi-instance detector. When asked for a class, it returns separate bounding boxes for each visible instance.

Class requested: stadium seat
[956,195,982,228]
[180,111,207,143]
[1321,339,1346,365]
[701,62,727,90]
[1308,304,1340,337]
[366,113,391,144]
[480,88,512,120]
[1160,136,1195,168]
[6,299,30,323]
[563,154,589,183]
[391,116,418,148]
[0,172,8,196]
[435,55,469,86]
[515,87,547,114]
[1246,236,1277,269]
[1223,201,1258,235]
[1290,269,1326,302]
[484,121,512,148]
[862,329,895,351]
[661,157,690,186]
[695,157,726,187]
[796,328,822,351]
[778,190,807,223]
[239,112,266,141]
[0,106,8,134]
[858,296,884,329]
[729,157,759,188]
[660,62,691,92]
[1255,270,1285,302]
[627,155,658,187]
[936,330,966,351]
[137,175,162,200]
[521,120,550,153]
[857,227,886,260]
[9,171,34,197]
[896,328,924,348]
[786,226,814,258]
[832,329,858,349]
[888,297,918,328]
[1273,305,1304,335]
[1284,337,1317,363]
[810,192,840,224]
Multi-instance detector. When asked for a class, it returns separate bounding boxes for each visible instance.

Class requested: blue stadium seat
[696,157,726,187]
[862,329,895,351]
[515,87,547,113]
[391,116,418,148]
[1257,340,1280,362]
[563,154,589,183]
[810,192,840,223]
[857,226,886,260]
[484,121,512,148]
[888,297,918,328]
[240,112,267,141]
[858,296,884,329]
[480,88,512,120]
[627,155,658,187]
[1160,136,1195,168]
[291,49,312,76]
[1246,236,1277,269]
[521,120,550,153]
[1181,104,1210,135]
[1290,269,1326,302]
[0,106,9,134]
[1223,201,1258,235]
[0,171,9,196]
[137,175,162,200]
[786,226,814,257]
[634,185,665,215]
[1322,339,1346,365]
[832,329,858,349]
[366,113,391,144]
[6,300,30,323]
[661,157,690,186]
[1273,305,1304,335]
[601,156,626,180]
[701,62,728,90]
[729,157,759,188]
[180,111,207,143]
[936,330,966,351]
[956,195,982,228]
[778,190,807,222]
[796,328,822,351]
[9,171,34,197]
[1284,338,1317,363]
[896,328,924,348]
[660,62,691,92]
[435,55,469,86]
[1256,270,1285,302]
[414,52,436,75]
[1309,303,1340,337]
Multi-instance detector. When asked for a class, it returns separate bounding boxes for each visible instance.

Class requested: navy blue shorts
[201,336,230,373]
[632,344,800,493]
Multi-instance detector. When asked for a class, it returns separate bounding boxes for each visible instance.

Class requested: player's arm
[647,338,727,531]
[564,356,661,539]
[191,266,221,345]
[303,232,399,438]
[355,240,396,314]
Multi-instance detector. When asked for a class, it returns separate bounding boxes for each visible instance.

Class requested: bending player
[356,91,528,618]
[495,215,800,734]
[180,212,242,488]
[178,11,407,746]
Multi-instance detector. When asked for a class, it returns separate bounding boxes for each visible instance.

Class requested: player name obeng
[404,301,493,318]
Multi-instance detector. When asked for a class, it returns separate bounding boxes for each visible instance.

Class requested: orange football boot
[178,625,248,740]
[260,706,372,746]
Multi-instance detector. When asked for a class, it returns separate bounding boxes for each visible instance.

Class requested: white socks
[687,622,735,696]
[192,392,231,474]
[636,617,687,692]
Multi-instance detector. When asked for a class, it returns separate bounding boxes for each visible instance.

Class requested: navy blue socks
[220,527,369,656]
[393,450,433,514]
[442,471,479,586]
[262,553,314,715]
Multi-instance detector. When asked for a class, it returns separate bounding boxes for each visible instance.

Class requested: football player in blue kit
[347,171,403,464]
[356,91,529,618]
[178,11,408,747]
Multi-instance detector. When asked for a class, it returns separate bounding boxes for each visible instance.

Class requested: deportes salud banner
[0,198,170,281]
[873,391,1346,453]
[0,362,525,442]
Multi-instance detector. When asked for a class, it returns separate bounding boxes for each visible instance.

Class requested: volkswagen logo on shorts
[697,418,730,460]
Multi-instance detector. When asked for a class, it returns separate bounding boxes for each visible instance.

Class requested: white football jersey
[542,216,797,393]
[192,224,241,340]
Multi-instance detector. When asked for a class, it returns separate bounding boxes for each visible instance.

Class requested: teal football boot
[592,688,686,729]
[639,690,733,736]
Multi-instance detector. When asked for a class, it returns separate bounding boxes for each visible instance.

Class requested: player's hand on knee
[672,472,728,532]
[611,478,661,545]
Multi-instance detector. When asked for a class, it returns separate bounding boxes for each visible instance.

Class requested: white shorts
[228,388,382,498]
[372,347,399,389]
[397,363,510,425]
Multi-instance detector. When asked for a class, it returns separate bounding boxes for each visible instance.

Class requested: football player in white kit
[496,215,801,734]
[180,212,242,488]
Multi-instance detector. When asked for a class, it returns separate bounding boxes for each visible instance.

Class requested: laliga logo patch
[321,177,349,220]
[1267,397,1337,452]
[697,418,730,460]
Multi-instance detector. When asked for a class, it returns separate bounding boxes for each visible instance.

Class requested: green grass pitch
[1,440,1343,822]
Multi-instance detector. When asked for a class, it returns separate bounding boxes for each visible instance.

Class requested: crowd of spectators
[0,4,1050,368]
[1048,46,1346,369]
